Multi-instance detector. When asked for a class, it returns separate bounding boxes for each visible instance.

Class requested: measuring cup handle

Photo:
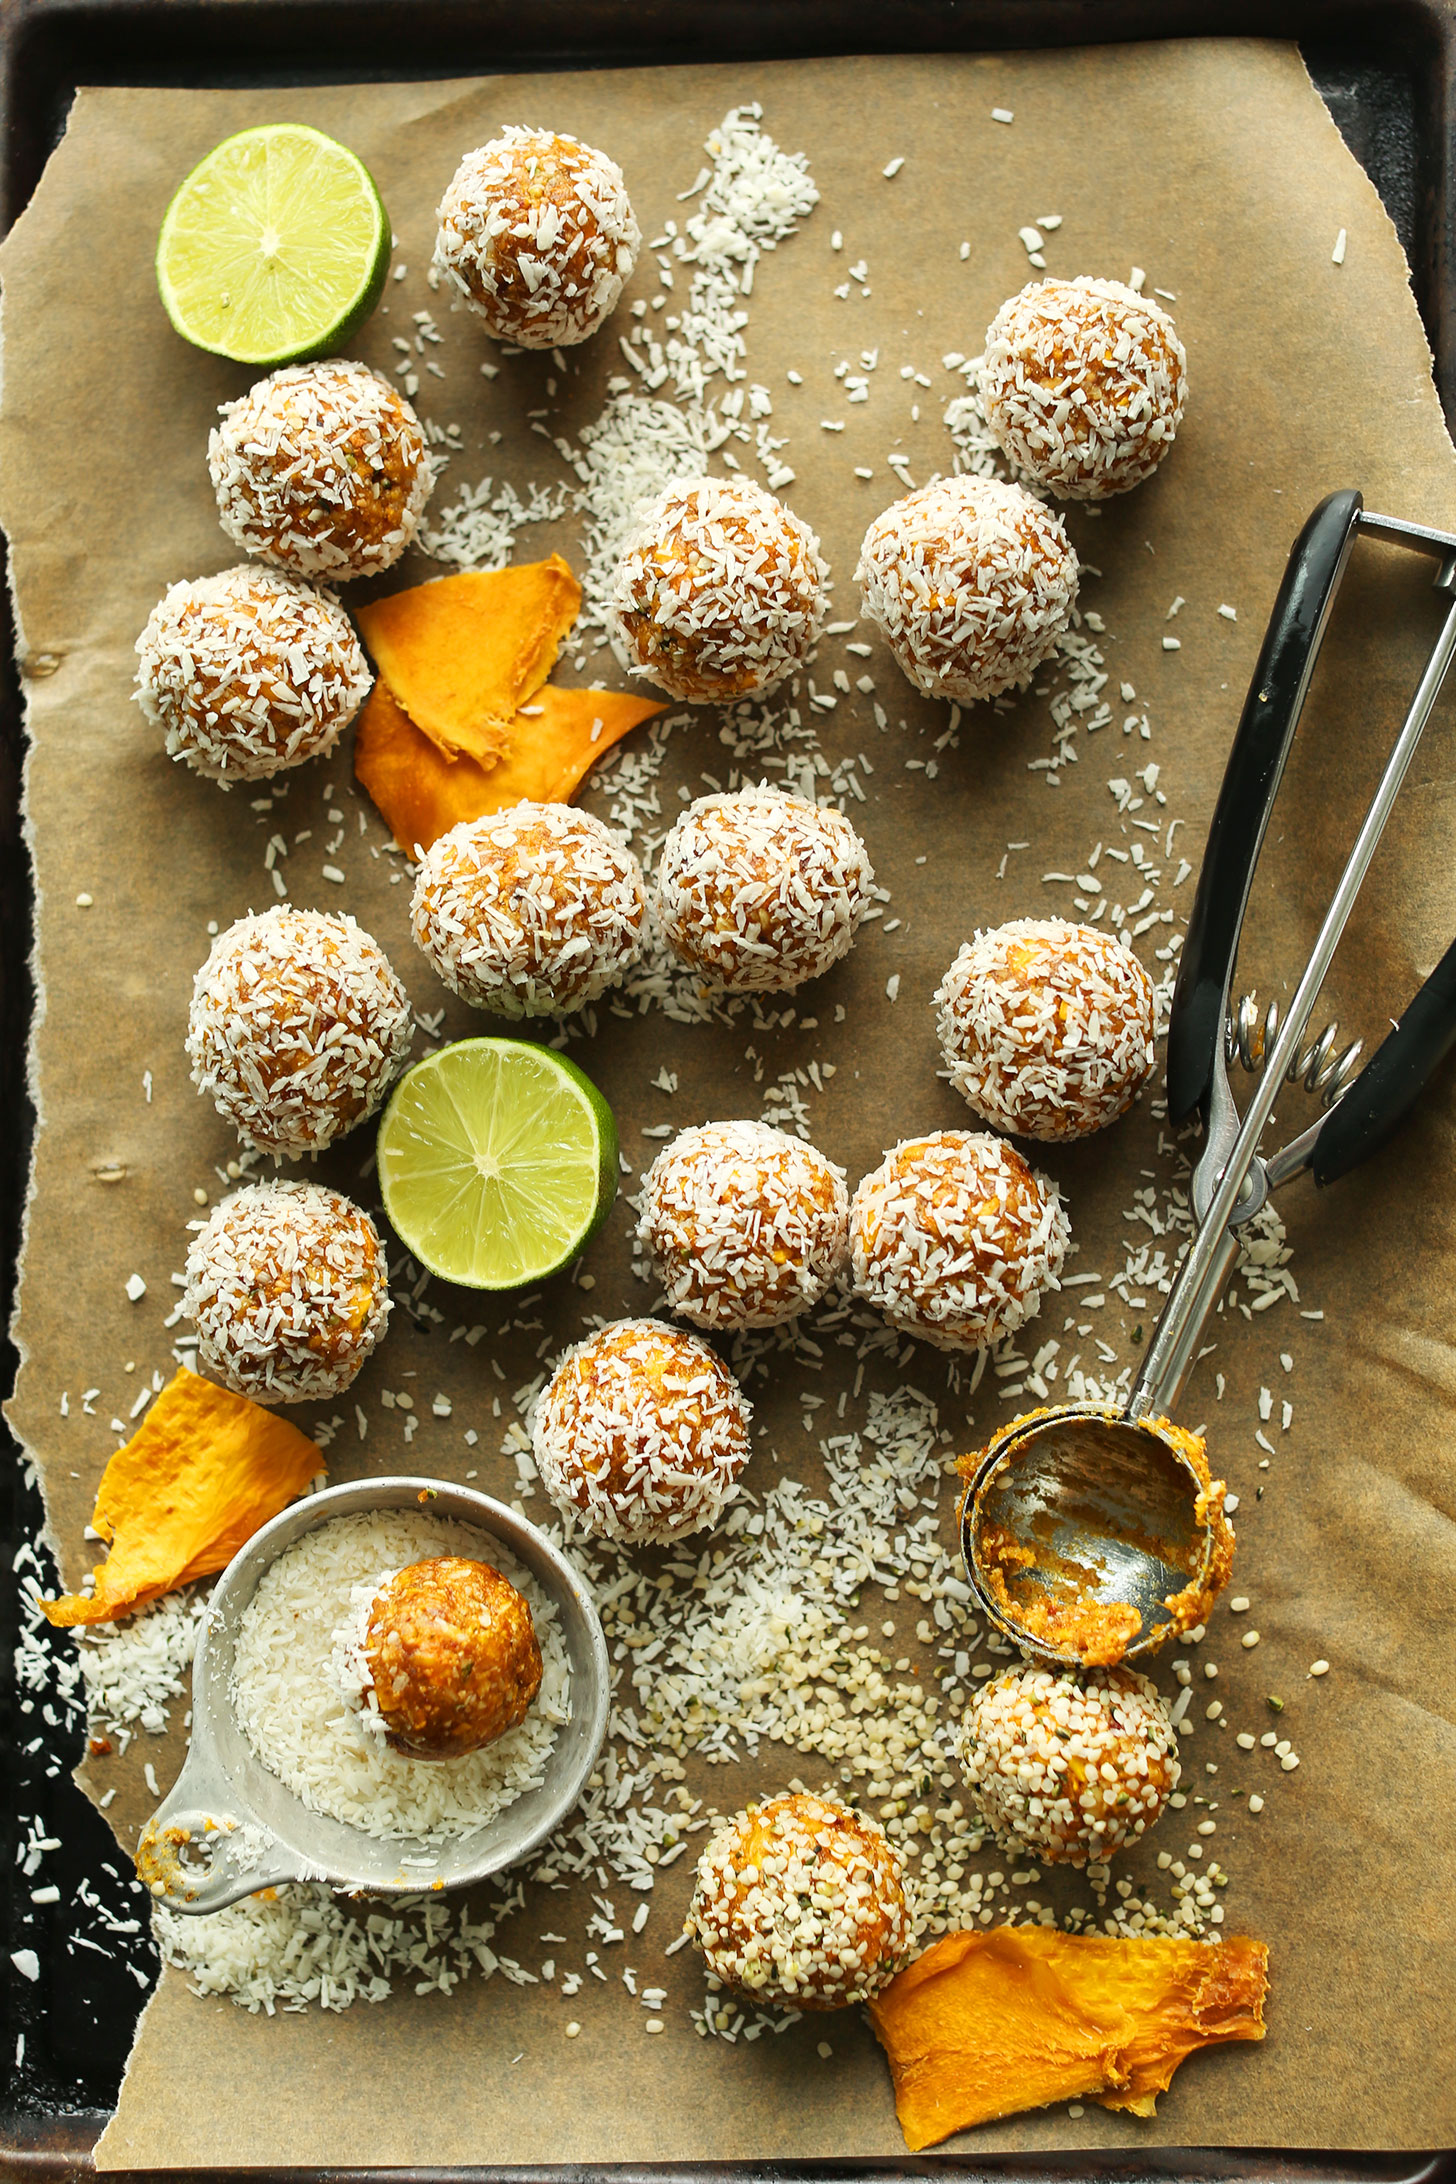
[1309,933,1456,1185]
[1166,488,1365,1124]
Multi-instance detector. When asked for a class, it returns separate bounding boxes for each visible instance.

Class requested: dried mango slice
[39,1368,321,1627]
[868,1925,1267,2149]
[353,558,582,764]
[354,677,665,858]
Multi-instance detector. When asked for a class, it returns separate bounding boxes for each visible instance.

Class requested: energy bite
[857,474,1078,705]
[410,803,645,1018]
[209,359,432,580]
[956,1663,1180,1864]
[435,128,640,349]
[935,918,1157,1141]
[184,1180,390,1403]
[187,906,412,1158]
[653,784,873,993]
[980,276,1188,501]
[850,1131,1069,1352]
[612,475,829,703]
[134,564,372,785]
[531,1317,752,1545]
[362,1556,543,1760]
[688,1791,912,2008]
[638,1120,849,1330]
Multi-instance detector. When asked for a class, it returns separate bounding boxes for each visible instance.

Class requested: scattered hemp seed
[1309,1659,1330,1677]
[75,892,94,908]
[1266,1694,1284,1712]
[1280,1753,1300,1772]
[1248,1793,1265,1812]
[817,2041,834,2059]
[1241,1630,1261,1649]
[1229,1596,1250,1612]
[192,1187,208,1205]
[565,2021,581,2038]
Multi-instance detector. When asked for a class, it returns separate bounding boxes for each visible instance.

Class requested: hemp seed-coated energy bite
[410,804,646,1018]
[611,475,829,702]
[134,565,372,785]
[849,1131,1069,1352]
[187,906,413,1158]
[687,1792,912,2008]
[183,1180,390,1403]
[531,1318,752,1545]
[653,784,873,992]
[956,1664,1181,1864]
[856,474,1078,705]
[979,276,1188,501]
[638,1120,849,1330]
[935,919,1157,1141]
[434,128,640,349]
[209,359,432,580]
[362,1557,543,1760]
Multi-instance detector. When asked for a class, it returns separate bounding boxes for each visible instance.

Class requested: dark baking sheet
[1,2,1453,2174]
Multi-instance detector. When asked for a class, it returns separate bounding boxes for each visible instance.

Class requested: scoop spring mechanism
[1225,991,1363,1108]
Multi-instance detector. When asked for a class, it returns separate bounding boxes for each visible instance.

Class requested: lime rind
[377,1038,619,1292]
[156,122,390,367]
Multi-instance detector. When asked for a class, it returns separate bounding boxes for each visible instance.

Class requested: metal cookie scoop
[962,491,1456,1667]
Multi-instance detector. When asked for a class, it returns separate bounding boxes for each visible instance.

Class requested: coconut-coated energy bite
[362,1556,543,1760]
[187,906,413,1159]
[956,1663,1180,1864]
[410,804,646,1018]
[434,127,640,349]
[209,359,432,581]
[857,474,1078,705]
[638,1120,849,1330]
[687,1791,912,2009]
[184,1180,390,1404]
[611,476,829,703]
[849,1131,1068,1352]
[935,918,1157,1142]
[531,1317,752,1545]
[653,784,873,993]
[980,276,1188,501]
[134,565,372,786]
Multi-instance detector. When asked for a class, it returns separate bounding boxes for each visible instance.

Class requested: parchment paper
[3,40,1455,2167]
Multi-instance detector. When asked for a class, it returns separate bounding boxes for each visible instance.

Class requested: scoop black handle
[1167,489,1365,1125]
[1310,934,1456,1185]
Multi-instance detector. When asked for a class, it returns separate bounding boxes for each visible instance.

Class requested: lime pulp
[377,1039,619,1291]
[155,122,390,367]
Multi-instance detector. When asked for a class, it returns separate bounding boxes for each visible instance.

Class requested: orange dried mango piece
[868,1925,1268,2150]
[354,677,665,858]
[353,558,582,764]
[39,1368,321,1627]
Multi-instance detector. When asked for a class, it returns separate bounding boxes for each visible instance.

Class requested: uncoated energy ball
[979,276,1188,501]
[435,128,640,348]
[209,359,432,581]
[363,1556,543,1760]
[612,476,829,703]
[934,918,1157,1141]
[857,474,1078,705]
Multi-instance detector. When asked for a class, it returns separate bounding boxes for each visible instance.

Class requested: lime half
[156,123,390,366]
[377,1039,619,1290]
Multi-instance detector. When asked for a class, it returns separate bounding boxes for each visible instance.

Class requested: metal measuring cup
[960,489,1456,1667]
